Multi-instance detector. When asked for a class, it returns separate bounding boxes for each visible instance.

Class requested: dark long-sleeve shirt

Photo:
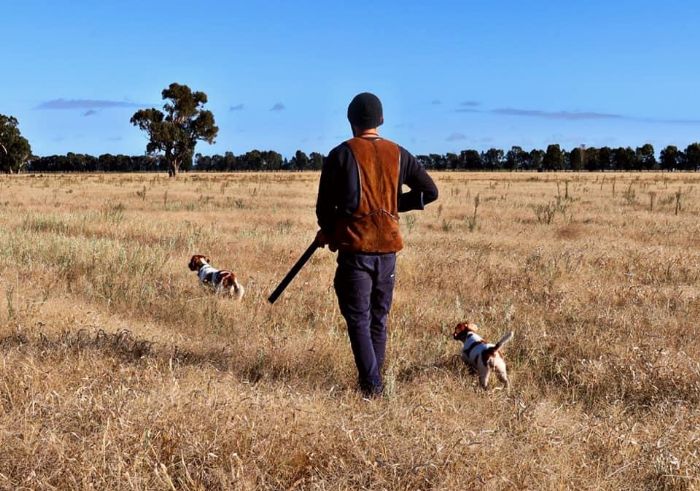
[316,137,438,234]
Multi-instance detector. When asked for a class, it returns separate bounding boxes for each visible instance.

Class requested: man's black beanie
[347,92,384,130]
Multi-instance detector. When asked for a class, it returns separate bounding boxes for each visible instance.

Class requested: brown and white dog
[188,254,245,299]
[453,322,513,389]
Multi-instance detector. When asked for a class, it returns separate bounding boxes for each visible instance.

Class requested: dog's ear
[189,255,207,271]
[453,322,467,339]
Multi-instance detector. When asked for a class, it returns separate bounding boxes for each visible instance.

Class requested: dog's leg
[478,367,491,389]
[495,367,509,389]
[493,358,510,390]
[233,279,244,300]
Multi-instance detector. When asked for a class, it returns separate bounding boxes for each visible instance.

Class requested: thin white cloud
[455,105,700,125]
[492,108,622,120]
[37,99,147,110]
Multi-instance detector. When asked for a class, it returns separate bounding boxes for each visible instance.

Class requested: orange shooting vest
[333,137,404,253]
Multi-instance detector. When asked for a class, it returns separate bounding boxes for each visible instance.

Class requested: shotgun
[268,239,320,304]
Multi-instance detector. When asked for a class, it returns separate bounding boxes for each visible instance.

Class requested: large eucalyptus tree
[0,114,32,173]
[131,83,218,177]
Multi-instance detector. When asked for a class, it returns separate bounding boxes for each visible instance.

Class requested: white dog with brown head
[453,322,513,389]
[188,254,245,299]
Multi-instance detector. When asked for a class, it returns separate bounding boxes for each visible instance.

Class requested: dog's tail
[494,331,514,351]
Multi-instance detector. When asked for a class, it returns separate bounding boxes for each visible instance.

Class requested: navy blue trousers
[334,252,396,396]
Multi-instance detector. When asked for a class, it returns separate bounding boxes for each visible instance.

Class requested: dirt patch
[557,223,585,240]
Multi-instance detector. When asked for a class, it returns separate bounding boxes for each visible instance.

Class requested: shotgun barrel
[268,240,320,304]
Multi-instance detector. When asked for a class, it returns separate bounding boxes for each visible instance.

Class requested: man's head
[347,92,384,133]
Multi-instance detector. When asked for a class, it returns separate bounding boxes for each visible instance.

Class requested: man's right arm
[398,147,438,212]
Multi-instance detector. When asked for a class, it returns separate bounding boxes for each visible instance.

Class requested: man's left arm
[316,153,337,235]
[398,147,438,212]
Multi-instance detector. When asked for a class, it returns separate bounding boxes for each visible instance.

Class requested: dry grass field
[1,171,699,490]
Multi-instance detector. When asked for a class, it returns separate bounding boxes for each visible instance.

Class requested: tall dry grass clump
[1,171,699,489]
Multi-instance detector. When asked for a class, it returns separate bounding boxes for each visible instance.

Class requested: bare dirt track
[1,172,699,490]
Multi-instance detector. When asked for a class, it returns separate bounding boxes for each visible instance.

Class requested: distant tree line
[29,153,164,173]
[25,150,324,172]
[194,150,324,171]
[16,142,700,173]
[4,101,700,173]
[414,143,700,172]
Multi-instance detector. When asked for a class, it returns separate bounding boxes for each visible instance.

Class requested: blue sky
[2,0,699,158]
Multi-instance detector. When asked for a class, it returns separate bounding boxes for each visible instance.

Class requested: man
[316,92,438,397]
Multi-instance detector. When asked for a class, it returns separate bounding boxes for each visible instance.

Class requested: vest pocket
[335,211,403,253]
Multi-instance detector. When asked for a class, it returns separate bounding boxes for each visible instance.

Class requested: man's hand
[315,230,337,251]
[315,229,328,247]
